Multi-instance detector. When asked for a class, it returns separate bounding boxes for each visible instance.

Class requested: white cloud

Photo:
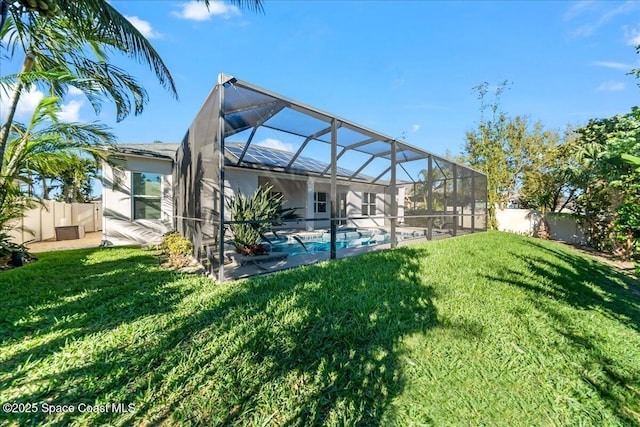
[0,86,44,121]
[567,1,640,38]
[591,61,633,70]
[57,99,84,122]
[563,0,598,21]
[17,87,44,117]
[125,15,162,39]
[171,1,240,21]
[67,86,84,96]
[624,25,640,46]
[411,124,421,132]
[255,138,294,152]
[0,85,88,123]
[597,81,625,91]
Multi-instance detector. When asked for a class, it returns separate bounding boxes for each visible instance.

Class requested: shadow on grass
[0,248,191,397]
[504,239,638,333]
[483,238,640,425]
[2,245,437,426]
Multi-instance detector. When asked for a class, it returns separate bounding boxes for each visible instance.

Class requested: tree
[463,82,506,226]
[0,0,263,175]
[519,126,580,213]
[572,107,640,259]
[631,44,640,89]
[622,153,640,171]
[0,96,114,231]
[462,82,562,229]
[55,153,99,203]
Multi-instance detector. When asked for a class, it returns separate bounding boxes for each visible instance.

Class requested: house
[102,73,488,281]
[101,141,405,245]
[101,143,177,246]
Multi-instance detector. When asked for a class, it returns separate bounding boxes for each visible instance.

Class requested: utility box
[55,225,85,241]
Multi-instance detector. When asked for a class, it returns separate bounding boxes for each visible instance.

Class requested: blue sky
[3,0,640,158]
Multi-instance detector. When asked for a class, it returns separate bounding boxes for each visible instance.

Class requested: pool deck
[26,232,104,253]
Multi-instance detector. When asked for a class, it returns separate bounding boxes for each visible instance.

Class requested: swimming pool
[266,229,390,257]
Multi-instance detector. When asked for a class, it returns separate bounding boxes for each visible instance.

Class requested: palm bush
[227,184,283,255]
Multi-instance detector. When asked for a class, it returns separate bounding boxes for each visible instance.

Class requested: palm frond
[55,0,178,98]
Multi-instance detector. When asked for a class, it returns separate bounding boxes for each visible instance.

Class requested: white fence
[496,208,585,244]
[7,200,103,244]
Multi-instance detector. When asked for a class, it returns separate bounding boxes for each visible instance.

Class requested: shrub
[227,184,282,254]
[160,232,193,268]
[0,232,35,270]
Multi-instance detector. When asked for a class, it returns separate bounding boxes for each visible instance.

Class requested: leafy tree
[572,107,640,259]
[462,82,510,229]
[0,0,263,175]
[622,153,640,171]
[519,126,580,213]
[462,82,562,229]
[631,44,640,89]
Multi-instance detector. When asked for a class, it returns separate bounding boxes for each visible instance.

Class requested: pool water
[267,230,390,257]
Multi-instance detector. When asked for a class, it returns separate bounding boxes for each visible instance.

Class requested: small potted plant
[0,232,36,270]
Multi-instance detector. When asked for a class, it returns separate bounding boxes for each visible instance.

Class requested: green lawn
[1,232,639,426]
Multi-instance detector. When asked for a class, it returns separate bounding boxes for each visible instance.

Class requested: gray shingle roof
[110,143,180,160]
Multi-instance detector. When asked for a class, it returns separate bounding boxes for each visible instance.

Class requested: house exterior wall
[222,168,398,230]
[102,156,411,247]
[102,156,173,246]
[346,185,388,229]
[259,175,308,227]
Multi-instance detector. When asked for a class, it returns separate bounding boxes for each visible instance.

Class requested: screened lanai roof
[218,74,471,185]
[225,143,370,180]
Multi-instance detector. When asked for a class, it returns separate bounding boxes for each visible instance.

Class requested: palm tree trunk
[42,178,49,200]
[72,177,79,203]
[0,48,35,178]
[3,134,30,183]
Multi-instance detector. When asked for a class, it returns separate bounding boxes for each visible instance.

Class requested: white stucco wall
[347,185,388,229]
[222,170,396,230]
[495,208,585,244]
[102,155,174,246]
[226,169,259,201]
[105,156,409,245]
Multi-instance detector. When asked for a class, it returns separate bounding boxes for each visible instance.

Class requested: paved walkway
[26,232,104,253]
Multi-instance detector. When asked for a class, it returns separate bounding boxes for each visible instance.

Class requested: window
[314,192,327,213]
[362,192,377,216]
[133,172,163,220]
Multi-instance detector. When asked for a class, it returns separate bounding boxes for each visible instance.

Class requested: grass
[0,232,639,426]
